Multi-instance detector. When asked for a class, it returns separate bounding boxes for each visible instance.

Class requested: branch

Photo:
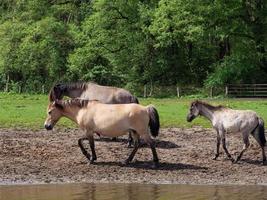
[110,6,129,20]
[99,44,126,53]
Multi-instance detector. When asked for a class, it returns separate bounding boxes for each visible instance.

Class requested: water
[1,183,267,200]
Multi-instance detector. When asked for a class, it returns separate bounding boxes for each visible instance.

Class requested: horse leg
[251,129,267,165]
[127,131,133,148]
[221,133,234,162]
[143,134,159,168]
[78,138,91,161]
[262,147,266,165]
[88,135,97,164]
[213,130,221,160]
[123,133,140,165]
[235,135,250,163]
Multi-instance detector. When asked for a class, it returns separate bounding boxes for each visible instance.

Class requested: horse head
[187,100,200,122]
[44,100,64,130]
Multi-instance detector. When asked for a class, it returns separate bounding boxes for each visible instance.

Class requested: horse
[48,82,139,104]
[186,100,266,165]
[48,82,139,147]
[44,99,160,168]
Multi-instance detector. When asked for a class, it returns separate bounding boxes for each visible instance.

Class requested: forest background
[0,0,266,96]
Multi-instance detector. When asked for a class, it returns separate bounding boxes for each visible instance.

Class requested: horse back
[214,109,259,133]
[85,83,137,104]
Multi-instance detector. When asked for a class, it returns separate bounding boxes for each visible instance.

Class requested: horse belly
[93,118,130,137]
[95,127,128,137]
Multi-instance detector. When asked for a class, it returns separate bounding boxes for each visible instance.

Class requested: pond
[1,183,267,200]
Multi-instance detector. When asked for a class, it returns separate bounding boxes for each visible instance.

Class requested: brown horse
[44,99,160,167]
[49,82,139,104]
[48,82,139,146]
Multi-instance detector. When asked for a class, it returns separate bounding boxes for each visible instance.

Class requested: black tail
[147,106,160,137]
[251,117,266,147]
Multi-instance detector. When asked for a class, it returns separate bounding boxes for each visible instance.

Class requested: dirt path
[1,127,267,185]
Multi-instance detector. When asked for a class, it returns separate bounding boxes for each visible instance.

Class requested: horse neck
[198,104,215,122]
[61,106,80,124]
[65,88,84,98]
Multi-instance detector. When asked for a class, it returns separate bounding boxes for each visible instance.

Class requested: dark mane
[64,82,89,90]
[59,99,98,108]
[192,100,225,111]
[49,82,90,102]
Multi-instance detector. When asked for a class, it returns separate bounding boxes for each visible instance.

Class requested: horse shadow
[94,137,180,149]
[92,161,207,171]
[94,137,128,143]
[239,158,265,166]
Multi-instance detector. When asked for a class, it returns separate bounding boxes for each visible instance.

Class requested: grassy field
[1,92,267,129]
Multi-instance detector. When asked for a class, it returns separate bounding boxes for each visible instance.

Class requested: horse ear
[59,84,67,92]
[49,89,55,102]
[55,100,64,110]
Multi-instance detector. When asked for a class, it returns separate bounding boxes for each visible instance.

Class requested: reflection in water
[1,183,267,200]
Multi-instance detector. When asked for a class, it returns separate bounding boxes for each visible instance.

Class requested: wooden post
[5,74,9,92]
[18,85,22,94]
[144,85,147,98]
[42,85,45,94]
[225,85,228,97]
[176,87,180,98]
[210,87,213,98]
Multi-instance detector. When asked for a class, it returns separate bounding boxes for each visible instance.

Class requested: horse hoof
[212,157,218,160]
[90,160,95,164]
[121,160,129,166]
[232,159,238,164]
[85,155,91,161]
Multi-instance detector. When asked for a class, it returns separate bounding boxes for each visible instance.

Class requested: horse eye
[48,111,52,115]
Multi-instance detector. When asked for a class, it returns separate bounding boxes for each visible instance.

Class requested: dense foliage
[0,0,266,93]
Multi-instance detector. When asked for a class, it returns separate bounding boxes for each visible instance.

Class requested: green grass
[1,92,267,129]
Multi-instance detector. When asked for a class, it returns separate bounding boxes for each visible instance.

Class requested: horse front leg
[213,130,221,160]
[88,135,97,164]
[222,138,234,162]
[123,133,140,165]
[78,138,91,161]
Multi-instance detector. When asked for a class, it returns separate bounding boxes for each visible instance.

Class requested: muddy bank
[1,127,267,185]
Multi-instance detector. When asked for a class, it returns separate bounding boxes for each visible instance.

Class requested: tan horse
[49,82,139,147]
[44,99,160,167]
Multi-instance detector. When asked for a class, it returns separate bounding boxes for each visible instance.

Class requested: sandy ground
[1,127,267,185]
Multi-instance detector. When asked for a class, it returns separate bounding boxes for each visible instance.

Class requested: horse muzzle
[44,124,53,131]
[186,114,194,122]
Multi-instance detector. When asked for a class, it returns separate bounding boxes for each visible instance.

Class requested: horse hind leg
[234,135,250,163]
[78,138,91,162]
[261,147,266,165]
[251,123,267,165]
[142,134,159,168]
